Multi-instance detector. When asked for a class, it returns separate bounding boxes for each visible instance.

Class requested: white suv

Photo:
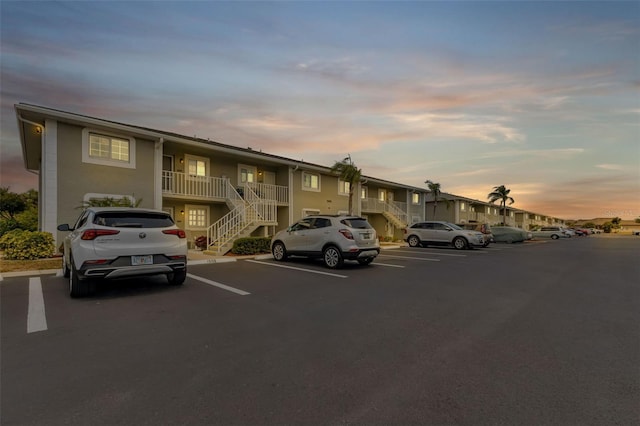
[404,221,485,250]
[58,207,188,297]
[271,215,380,268]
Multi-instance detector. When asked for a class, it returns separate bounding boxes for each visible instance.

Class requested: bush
[0,230,56,260]
[231,237,271,255]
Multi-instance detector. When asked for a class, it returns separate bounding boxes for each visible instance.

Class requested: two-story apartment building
[425,193,566,229]
[16,103,426,252]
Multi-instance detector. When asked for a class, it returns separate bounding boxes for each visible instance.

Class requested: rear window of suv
[340,218,373,229]
[93,212,175,228]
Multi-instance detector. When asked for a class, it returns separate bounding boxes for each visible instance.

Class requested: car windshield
[93,212,175,228]
[340,218,372,229]
[447,223,463,230]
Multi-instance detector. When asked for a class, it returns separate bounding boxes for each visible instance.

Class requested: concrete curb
[0,247,403,280]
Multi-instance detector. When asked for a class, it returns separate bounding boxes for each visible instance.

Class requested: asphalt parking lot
[2,236,639,425]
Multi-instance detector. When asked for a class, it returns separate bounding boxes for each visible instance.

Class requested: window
[412,193,420,205]
[82,129,135,168]
[185,205,209,229]
[302,208,320,217]
[361,187,368,199]
[338,180,350,195]
[239,164,257,185]
[302,172,320,192]
[460,202,466,212]
[378,190,386,202]
[188,160,206,177]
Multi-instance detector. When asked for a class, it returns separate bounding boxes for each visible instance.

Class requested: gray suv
[271,215,380,269]
[404,221,485,250]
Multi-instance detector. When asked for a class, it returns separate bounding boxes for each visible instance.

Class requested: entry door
[162,155,174,192]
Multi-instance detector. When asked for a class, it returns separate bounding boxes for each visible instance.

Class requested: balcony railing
[162,171,228,199]
[245,182,289,204]
[361,198,408,225]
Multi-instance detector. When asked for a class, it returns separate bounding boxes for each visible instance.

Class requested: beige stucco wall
[288,169,349,224]
[55,122,156,242]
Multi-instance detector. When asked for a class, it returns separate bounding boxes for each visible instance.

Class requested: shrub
[0,230,56,260]
[231,237,271,255]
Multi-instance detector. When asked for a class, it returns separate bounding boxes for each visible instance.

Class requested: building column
[42,119,57,240]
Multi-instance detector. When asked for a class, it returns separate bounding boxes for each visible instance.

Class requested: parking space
[1,240,553,339]
[2,236,638,425]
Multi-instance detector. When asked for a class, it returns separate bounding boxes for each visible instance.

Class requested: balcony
[162,171,289,204]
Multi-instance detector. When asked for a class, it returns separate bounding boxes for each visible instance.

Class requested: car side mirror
[57,224,71,232]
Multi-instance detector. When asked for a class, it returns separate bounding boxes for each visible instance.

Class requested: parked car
[531,226,570,240]
[563,228,576,237]
[57,207,188,297]
[590,228,602,234]
[491,226,529,243]
[456,222,494,247]
[404,221,485,250]
[271,215,380,269]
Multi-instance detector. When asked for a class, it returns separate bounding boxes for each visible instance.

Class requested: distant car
[531,226,570,240]
[590,228,602,234]
[404,221,485,250]
[456,222,494,247]
[563,228,576,237]
[491,226,529,243]
[271,215,380,269]
[57,207,188,298]
[633,230,640,236]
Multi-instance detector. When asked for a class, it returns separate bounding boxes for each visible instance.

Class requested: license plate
[132,255,153,266]
[361,233,371,239]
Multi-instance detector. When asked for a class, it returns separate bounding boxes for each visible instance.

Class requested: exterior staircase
[204,181,277,255]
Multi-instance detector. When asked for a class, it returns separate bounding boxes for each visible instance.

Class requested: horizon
[1,1,638,220]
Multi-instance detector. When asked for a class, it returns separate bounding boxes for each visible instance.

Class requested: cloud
[596,164,624,170]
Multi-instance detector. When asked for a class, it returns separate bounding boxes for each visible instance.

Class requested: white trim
[184,154,209,178]
[81,128,136,169]
[238,164,257,186]
[154,138,163,210]
[185,204,209,230]
[43,119,57,239]
[338,179,350,196]
[302,171,320,192]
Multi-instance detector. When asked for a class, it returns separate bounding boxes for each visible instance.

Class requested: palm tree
[331,155,362,215]
[487,185,515,225]
[425,180,442,219]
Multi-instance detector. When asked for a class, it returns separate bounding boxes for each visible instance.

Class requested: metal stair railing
[206,181,247,254]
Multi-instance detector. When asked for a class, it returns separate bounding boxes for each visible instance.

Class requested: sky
[1,1,638,220]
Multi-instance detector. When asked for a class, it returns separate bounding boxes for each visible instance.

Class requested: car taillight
[339,229,354,240]
[80,229,120,240]
[163,229,187,238]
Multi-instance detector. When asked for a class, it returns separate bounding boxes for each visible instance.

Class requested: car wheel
[357,257,374,266]
[272,242,287,261]
[62,253,70,278]
[453,237,468,250]
[551,234,559,240]
[168,270,186,286]
[69,257,89,298]
[407,235,420,247]
[323,246,344,269]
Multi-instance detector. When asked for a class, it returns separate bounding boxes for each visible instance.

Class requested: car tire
[69,257,89,298]
[168,270,186,286]
[323,246,344,269]
[551,234,559,240]
[453,237,468,250]
[357,257,374,266]
[407,235,421,248]
[272,242,287,261]
[62,253,70,278]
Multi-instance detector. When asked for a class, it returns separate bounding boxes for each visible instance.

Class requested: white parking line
[245,260,348,278]
[391,249,467,257]
[187,274,250,296]
[28,277,48,333]
[371,262,405,268]
[378,254,441,262]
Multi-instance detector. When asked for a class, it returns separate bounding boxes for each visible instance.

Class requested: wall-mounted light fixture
[180,210,185,215]
[179,158,184,164]
[35,126,42,134]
